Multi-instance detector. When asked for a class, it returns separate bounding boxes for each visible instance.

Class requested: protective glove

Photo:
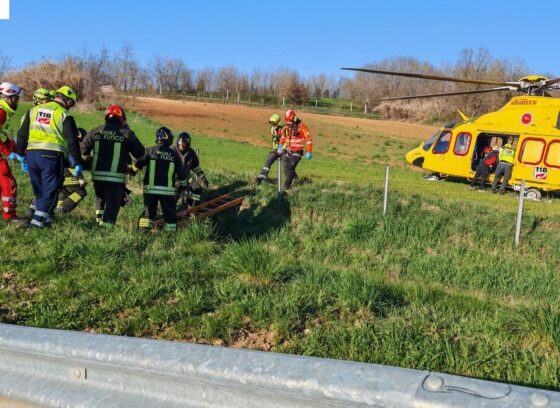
[21,161,29,173]
[74,164,83,177]
[15,154,26,163]
[67,155,76,167]
[276,144,284,155]
[305,152,312,160]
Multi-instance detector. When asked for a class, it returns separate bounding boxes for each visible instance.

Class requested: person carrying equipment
[17,85,82,228]
[135,127,187,232]
[55,128,88,213]
[0,82,22,222]
[469,146,497,191]
[82,105,145,226]
[172,131,208,207]
[278,109,313,189]
[255,113,285,184]
[491,143,515,194]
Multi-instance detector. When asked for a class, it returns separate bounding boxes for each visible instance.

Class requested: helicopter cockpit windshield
[423,130,441,151]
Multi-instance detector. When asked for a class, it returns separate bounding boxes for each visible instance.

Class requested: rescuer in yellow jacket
[17,86,83,228]
[491,143,515,194]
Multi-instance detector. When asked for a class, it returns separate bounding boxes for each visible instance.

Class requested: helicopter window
[544,140,560,168]
[423,130,441,152]
[433,131,451,154]
[518,138,545,165]
[453,132,471,156]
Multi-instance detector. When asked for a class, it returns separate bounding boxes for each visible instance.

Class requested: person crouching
[135,127,187,232]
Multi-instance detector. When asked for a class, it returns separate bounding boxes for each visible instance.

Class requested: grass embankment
[1,105,560,390]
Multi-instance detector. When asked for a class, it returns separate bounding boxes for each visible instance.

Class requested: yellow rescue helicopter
[343,67,560,200]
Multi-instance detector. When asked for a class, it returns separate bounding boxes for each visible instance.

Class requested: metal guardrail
[0,323,558,407]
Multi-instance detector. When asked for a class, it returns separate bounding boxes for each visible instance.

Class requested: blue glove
[7,152,17,160]
[74,164,83,177]
[15,154,26,162]
[68,155,76,167]
[305,152,312,160]
[21,161,29,173]
[276,144,284,155]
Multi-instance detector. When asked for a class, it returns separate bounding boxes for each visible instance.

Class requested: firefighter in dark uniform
[55,128,89,213]
[256,113,284,183]
[81,105,145,227]
[172,131,208,207]
[135,127,187,232]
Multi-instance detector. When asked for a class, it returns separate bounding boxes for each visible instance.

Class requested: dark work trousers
[94,181,125,225]
[470,163,490,190]
[141,194,177,231]
[283,152,302,189]
[27,150,64,228]
[491,162,513,193]
[258,151,280,178]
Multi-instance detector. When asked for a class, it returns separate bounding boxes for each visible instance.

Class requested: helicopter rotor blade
[544,77,560,87]
[376,86,515,101]
[342,67,518,87]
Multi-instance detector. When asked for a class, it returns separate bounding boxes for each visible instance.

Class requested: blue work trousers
[27,150,64,227]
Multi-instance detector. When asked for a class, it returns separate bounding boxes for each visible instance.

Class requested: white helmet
[0,82,21,97]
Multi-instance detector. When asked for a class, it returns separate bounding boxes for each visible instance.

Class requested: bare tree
[0,50,11,79]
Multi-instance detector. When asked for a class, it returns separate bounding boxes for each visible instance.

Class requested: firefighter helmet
[32,88,53,105]
[269,114,281,125]
[482,146,492,153]
[55,86,77,105]
[284,109,296,122]
[0,82,21,98]
[504,143,512,149]
[105,104,127,125]
[177,131,191,148]
[156,127,174,145]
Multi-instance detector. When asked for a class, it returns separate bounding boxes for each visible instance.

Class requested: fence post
[282,97,285,107]
[364,104,367,114]
[226,89,229,100]
[315,99,318,107]
[350,102,353,112]
[237,92,240,103]
[383,165,390,217]
[515,180,525,246]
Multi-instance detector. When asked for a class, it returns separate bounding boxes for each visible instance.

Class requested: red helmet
[105,104,127,125]
[482,146,492,153]
[284,109,296,122]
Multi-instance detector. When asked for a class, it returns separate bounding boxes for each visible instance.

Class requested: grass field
[1,101,560,390]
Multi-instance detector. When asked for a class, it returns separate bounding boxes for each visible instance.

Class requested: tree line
[2,46,546,121]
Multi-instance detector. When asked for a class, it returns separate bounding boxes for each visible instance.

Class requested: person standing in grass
[135,127,187,232]
[173,131,208,208]
[17,86,82,228]
[82,105,145,227]
[0,82,22,222]
[278,109,313,189]
[255,113,285,184]
[469,147,497,192]
[491,143,515,194]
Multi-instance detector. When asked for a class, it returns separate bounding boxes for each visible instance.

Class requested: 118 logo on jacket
[35,110,52,125]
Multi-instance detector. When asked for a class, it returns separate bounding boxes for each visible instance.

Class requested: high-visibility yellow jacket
[0,99,15,142]
[499,147,515,164]
[27,101,70,155]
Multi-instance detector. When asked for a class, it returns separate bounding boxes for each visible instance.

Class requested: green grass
[2,105,560,390]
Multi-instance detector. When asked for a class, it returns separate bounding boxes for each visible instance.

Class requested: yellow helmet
[269,113,281,125]
[55,86,78,103]
[504,143,512,149]
[33,88,53,105]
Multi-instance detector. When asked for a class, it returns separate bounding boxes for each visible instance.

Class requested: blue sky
[1,0,559,79]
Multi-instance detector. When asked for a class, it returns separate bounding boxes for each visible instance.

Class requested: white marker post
[383,166,390,217]
[515,180,525,247]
